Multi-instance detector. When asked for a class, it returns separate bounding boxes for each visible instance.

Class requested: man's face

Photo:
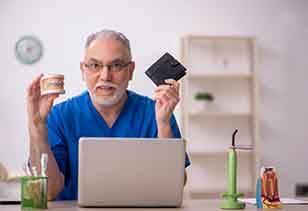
[80,38,134,107]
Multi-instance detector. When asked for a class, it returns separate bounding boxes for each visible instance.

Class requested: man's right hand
[27,74,65,200]
[27,74,59,129]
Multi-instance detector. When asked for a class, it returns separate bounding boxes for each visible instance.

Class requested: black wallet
[145,52,187,86]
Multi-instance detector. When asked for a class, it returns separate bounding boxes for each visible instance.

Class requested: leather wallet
[145,52,187,86]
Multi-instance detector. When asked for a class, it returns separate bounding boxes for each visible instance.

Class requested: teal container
[20,176,48,209]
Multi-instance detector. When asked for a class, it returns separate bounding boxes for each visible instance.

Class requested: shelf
[188,150,253,157]
[181,35,258,200]
[189,189,254,199]
[189,151,226,157]
[187,35,254,41]
[187,73,252,79]
[188,111,252,117]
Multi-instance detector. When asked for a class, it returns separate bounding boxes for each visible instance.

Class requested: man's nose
[98,66,112,81]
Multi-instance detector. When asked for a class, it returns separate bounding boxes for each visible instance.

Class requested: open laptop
[78,137,185,207]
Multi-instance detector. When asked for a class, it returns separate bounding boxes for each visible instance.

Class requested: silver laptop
[78,137,185,207]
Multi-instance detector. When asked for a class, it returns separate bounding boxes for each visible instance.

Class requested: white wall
[0,0,307,197]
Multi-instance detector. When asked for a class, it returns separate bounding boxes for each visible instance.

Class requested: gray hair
[85,29,132,61]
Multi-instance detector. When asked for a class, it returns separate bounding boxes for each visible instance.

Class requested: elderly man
[26,29,190,200]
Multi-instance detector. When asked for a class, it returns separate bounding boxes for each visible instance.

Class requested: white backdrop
[0,0,307,197]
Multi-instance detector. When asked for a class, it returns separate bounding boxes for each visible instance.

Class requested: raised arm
[26,74,64,200]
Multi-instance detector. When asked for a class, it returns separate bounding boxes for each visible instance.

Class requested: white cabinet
[180,35,259,198]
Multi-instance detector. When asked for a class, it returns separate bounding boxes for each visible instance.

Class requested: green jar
[20,176,48,209]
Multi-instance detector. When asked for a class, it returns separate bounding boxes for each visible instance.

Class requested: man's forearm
[29,124,64,200]
[157,121,173,138]
[157,121,188,186]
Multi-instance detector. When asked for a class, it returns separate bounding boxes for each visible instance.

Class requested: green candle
[228,148,237,195]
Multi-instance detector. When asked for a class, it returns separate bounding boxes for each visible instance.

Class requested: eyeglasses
[83,61,132,73]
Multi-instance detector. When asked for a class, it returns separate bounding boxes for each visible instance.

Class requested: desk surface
[1,200,308,211]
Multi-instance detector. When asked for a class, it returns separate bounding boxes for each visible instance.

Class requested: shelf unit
[180,35,259,198]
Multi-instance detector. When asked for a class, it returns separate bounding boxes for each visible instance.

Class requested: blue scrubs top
[47,90,191,200]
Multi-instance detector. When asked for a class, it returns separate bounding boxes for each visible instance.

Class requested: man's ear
[80,62,85,81]
[128,61,135,81]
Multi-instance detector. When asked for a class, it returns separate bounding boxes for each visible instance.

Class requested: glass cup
[20,176,48,209]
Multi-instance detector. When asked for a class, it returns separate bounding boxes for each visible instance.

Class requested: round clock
[15,35,43,65]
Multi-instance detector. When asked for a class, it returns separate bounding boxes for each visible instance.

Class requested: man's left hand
[154,79,180,125]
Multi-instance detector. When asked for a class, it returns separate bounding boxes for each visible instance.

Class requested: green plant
[194,92,214,101]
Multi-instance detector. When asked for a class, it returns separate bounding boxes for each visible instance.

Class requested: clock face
[15,36,43,65]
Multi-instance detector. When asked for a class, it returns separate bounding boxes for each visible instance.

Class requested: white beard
[89,81,128,107]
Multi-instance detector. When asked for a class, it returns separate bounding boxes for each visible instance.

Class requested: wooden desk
[1,200,308,210]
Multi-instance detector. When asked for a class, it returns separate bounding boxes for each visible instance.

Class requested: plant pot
[202,100,213,110]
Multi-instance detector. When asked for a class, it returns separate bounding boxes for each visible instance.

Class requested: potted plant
[194,92,215,109]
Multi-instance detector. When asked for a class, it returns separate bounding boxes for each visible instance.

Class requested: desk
[1,200,308,210]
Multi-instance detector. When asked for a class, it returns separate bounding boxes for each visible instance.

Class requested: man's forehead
[84,53,126,63]
[84,38,128,62]
[87,37,125,51]
[87,57,124,64]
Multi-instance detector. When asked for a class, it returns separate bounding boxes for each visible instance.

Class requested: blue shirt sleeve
[47,107,68,176]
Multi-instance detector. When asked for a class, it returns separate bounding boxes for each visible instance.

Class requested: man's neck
[91,92,128,127]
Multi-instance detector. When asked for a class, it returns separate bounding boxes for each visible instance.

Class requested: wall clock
[15,35,43,65]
